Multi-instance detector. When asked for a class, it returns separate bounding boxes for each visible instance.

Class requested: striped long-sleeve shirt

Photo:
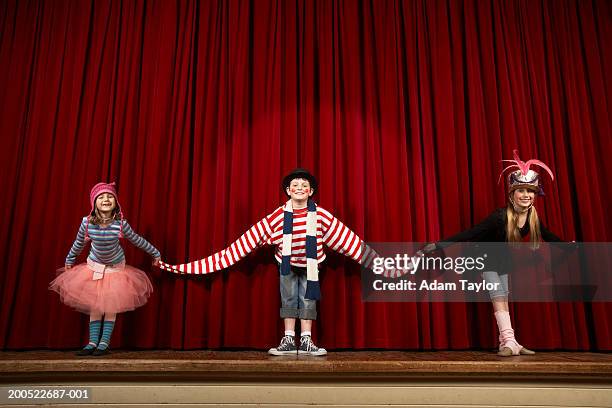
[159,205,377,274]
[66,217,161,265]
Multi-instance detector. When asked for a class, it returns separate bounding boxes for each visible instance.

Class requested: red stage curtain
[0,0,610,350]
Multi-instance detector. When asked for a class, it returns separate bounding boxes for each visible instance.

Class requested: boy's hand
[152,257,161,267]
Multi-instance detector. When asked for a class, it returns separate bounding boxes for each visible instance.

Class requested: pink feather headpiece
[498,150,554,195]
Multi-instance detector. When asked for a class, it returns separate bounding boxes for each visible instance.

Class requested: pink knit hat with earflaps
[85,182,125,239]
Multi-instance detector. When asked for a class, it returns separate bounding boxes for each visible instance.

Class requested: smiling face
[286,178,313,205]
[95,193,117,215]
[511,188,536,210]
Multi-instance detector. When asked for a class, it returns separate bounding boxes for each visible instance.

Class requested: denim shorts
[279,265,317,320]
[481,271,509,299]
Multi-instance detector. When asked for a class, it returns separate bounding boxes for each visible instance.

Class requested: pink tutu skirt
[49,260,153,315]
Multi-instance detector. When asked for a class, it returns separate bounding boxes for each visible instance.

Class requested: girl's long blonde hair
[506,203,541,248]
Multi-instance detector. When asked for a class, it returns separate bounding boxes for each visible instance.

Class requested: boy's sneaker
[298,335,327,356]
[268,335,297,355]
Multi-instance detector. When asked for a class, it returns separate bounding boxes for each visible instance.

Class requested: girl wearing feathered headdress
[421,151,564,356]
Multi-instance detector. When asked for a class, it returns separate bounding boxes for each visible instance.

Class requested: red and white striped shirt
[159,205,376,274]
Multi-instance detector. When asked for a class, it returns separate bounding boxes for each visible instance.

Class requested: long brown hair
[505,204,542,248]
[89,207,120,225]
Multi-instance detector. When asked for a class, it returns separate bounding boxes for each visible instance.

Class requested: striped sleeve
[319,208,406,277]
[65,218,88,265]
[122,220,161,258]
[159,215,274,275]
[320,210,370,264]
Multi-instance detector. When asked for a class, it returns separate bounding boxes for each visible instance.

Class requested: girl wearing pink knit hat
[50,182,161,356]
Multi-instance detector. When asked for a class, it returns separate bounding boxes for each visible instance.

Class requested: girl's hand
[152,257,161,267]
[421,243,437,254]
[65,264,72,270]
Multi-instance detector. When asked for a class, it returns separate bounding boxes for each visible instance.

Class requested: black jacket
[434,207,563,275]
[438,207,562,244]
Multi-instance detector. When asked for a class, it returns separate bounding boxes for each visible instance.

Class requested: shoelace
[300,336,317,351]
[279,336,294,349]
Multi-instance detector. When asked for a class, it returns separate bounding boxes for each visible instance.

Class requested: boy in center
[159,169,377,355]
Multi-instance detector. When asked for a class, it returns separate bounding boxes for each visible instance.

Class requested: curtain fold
[0,0,610,350]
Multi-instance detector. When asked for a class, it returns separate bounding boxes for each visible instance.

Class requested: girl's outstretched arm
[122,220,161,258]
[65,217,89,267]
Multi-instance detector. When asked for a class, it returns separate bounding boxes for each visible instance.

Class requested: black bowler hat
[282,168,318,193]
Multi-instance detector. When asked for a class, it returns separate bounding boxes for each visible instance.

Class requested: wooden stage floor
[2,351,611,407]
[2,350,611,381]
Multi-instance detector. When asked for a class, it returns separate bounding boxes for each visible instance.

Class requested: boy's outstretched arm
[159,217,273,275]
[320,209,409,278]
[320,210,377,267]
